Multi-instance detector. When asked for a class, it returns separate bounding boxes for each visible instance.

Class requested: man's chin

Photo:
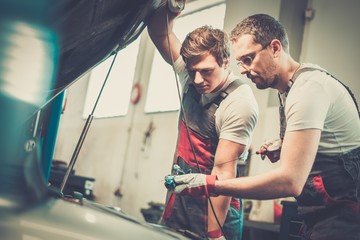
[255,84,268,90]
[253,81,268,90]
[195,87,208,94]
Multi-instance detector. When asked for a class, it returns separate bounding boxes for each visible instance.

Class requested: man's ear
[270,39,282,56]
[223,59,230,68]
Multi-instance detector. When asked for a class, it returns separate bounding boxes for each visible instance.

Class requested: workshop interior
[0,0,359,239]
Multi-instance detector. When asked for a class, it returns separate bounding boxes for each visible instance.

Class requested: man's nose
[193,71,203,84]
[239,65,250,75]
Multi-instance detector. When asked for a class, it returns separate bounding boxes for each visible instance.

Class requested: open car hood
[0,1,192,239]
[50,0,161,106]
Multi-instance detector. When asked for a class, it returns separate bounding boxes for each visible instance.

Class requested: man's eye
[188,70,195,76]
[200,69,212,75]
[242,56,253,66]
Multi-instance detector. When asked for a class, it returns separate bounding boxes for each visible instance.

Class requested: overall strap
[205,78,246,110]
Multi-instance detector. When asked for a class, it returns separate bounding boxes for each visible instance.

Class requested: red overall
[161,80,244,239]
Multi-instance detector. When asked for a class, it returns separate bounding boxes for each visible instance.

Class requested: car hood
[49,0,161,107]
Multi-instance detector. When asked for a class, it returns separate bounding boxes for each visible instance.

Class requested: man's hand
[166,173,218,197]
[167,0,185,15]
[256,138,282,163]
[207,236,225,240]
[207,229,225,240]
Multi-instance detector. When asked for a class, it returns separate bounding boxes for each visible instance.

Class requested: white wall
[53,0,360,222]
[54,31,180,220]
[224,0,282,180]
[301,0,360,100]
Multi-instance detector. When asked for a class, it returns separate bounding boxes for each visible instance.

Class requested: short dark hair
[180,25,230,66]
[230,14,289,53]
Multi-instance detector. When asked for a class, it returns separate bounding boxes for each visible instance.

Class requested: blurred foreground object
[0,0,190,239]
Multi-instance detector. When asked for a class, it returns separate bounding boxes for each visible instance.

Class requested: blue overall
[279,67,360,240]
[161,80,245,240]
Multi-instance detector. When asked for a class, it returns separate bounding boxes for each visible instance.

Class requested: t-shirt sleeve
[216,85,259,146]
[173,56,189,91]
[285,78,330,132]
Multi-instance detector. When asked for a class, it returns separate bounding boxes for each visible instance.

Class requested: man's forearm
[147,3,177,37]
[208,161,236,234]
[147,2,180,64]
[214,168,300,199]
[207,195,231,233]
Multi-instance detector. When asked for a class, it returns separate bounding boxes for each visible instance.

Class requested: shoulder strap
[205,79,246,110]
[293,67,360,118]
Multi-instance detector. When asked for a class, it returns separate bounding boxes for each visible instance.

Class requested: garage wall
[302,0,360,100]
[53,0,360,221]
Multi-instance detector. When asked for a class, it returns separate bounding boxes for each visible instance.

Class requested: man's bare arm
[208,139,245,232]
[215,129,321,199]
[147,2,182,65]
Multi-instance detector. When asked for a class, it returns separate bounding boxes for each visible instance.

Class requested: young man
[170,14,360,240]
[146,4,258,240]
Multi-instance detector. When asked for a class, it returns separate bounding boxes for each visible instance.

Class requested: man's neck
[278,61,301,93]
[211,70,231,93]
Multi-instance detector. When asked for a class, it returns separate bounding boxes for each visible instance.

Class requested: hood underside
[49,0,162,107]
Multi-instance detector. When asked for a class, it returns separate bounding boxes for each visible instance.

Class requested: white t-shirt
[284,63,360,155]
[174,57,259,160]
